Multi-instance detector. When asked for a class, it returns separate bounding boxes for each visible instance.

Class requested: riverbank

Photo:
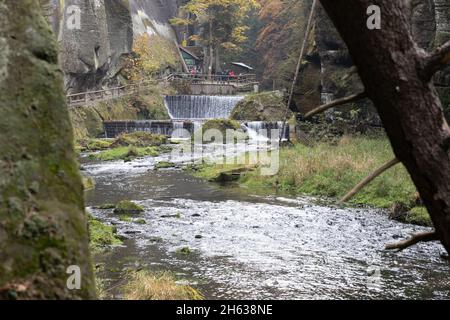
[83,158,446,299]
[187,135,432,227]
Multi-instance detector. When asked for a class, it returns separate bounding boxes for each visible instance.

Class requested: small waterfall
[164,95,244,120]
[243,121,289,141]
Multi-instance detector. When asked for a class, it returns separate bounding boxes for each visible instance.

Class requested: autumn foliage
[123,34,180,82]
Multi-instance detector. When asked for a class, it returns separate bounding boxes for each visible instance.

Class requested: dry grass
[122,270,204,301]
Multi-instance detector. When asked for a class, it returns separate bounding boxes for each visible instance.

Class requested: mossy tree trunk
[319,0,450,253]
[0,0,95,299]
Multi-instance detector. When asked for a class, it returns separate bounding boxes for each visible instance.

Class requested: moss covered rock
[405,207,433,227]
[193,119,247,143]
[112,132,168,148]
[82,176,95,191]
[0,1,95,299]
[78,139,113,152]
[88,217,122,252]
[114,201,145,215]
[90,146,160,162]
[154,161,176,170]
[230,91,290,121]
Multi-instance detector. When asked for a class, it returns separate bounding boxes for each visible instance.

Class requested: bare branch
[304,92,367,119]
[280,0,318,144]
[421,40,450,81]
[339,158,400,204]
[385,232,438,251]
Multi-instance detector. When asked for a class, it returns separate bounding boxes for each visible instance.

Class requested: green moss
[114,200,145,215]
[203,119,241,132]
[79,139,113,152]
[193,119,246,143]
[135,219,147,225]
[95,204,116,210]
[189,163,256,182]
[176,247,192,255]
[406,207,433,227]
[230,91,289,121]
[118,213,148,223]
[119,215,133,222]
[0,0,95,299]
[89,217,122,252]
[155,161,176,170]
[90,146,160,161]
[82,176,95,191]
[112,132,168,148]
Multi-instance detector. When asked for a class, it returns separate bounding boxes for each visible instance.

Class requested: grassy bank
[190,136,432,226]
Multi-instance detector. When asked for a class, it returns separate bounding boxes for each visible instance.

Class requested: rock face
[0,0,95,299]
[230,91,290,121]
[294,0,449,117]
[40,0,180,93]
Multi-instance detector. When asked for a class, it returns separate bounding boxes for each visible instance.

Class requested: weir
[164,95,244,120]
[103,120,194,138]
[103,94,290,140]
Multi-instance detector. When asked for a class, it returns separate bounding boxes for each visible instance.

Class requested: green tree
[171,0,260,78]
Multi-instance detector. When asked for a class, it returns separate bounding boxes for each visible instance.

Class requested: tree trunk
[215,45,222,74]
[208,18,214,80]
[0,0,95,298]
[318,0,450,253]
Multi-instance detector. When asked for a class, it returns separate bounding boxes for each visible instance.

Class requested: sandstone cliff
[302,0,448,114]
[41,0,180,93]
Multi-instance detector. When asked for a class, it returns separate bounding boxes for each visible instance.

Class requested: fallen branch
[304,92,367,118]
[421,40,450,81]
[385,231,438,251]
[339,158,400,204]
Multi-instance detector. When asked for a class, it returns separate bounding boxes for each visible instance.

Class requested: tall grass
[189,135,431,224]
[122,271,204,300]
[241,136,418,208]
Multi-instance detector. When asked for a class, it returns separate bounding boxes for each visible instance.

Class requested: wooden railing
[170,73,257,86]
[66,73,258,107]
[66,77,171,107]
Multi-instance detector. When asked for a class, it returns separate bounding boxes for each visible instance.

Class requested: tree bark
[208,18,214,79]
[318,0,450,253]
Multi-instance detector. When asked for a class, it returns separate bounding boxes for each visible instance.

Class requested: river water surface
[84,148,450,300]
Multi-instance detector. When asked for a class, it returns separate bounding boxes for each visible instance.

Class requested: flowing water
[84,147,450,300]
[164,95,244,119]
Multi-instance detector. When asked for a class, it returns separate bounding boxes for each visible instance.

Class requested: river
[84,146,450,300]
